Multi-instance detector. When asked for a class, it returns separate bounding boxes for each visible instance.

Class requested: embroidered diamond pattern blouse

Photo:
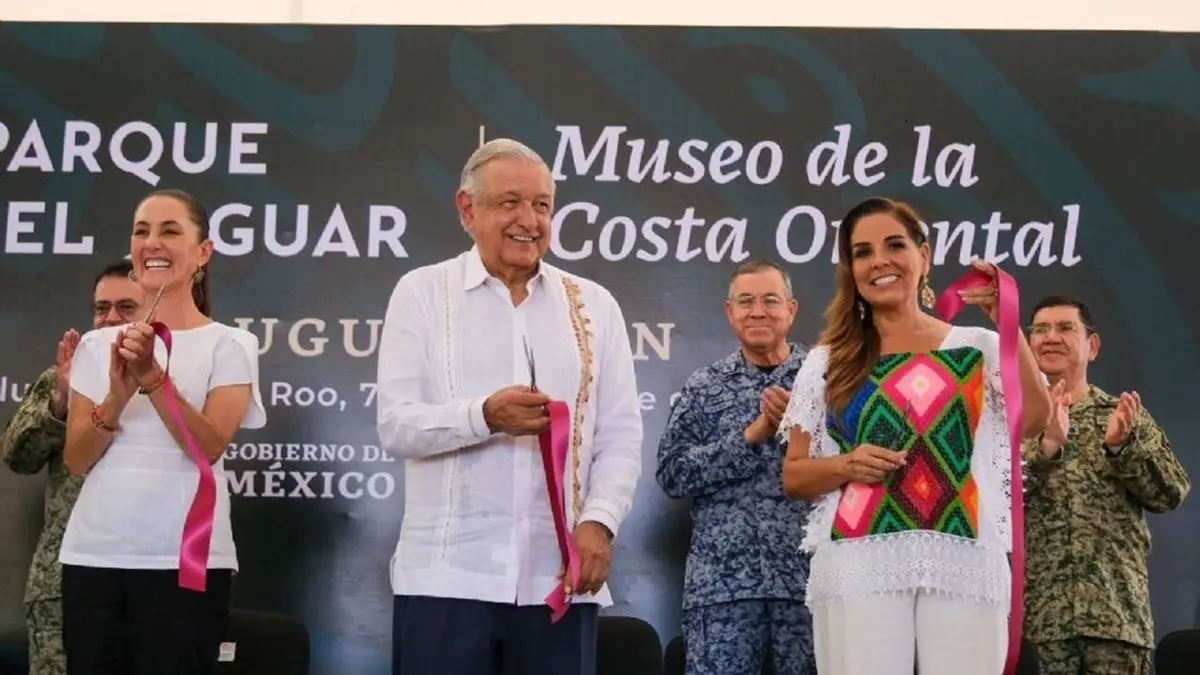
[780,326,1014,610]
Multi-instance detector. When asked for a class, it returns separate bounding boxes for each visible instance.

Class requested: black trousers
[392,595,598,675]
[61,565,233,675]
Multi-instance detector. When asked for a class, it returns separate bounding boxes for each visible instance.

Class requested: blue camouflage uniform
[656,345,815,675]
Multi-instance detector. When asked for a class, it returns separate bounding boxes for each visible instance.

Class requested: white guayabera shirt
[375,246,643,607]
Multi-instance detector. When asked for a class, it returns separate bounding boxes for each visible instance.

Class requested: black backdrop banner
[1,23,1197,674]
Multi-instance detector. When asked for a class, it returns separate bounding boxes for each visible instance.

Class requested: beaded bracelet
[90,404,118,433]
[138,370,168,395]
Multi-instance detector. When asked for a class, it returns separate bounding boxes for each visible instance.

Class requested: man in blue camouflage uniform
[1,260,141,675]
[1022,295,1190,675]
[657,260,814,675]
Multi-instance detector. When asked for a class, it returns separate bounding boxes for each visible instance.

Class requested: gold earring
[920,277,936,310]
[192,267,205,283]
[128,269,137,282]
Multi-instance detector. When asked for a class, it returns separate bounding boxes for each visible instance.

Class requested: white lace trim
[806,532,1012,609]
[780,327,1016,607]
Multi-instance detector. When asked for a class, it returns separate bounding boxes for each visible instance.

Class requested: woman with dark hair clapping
[60,189,266,675]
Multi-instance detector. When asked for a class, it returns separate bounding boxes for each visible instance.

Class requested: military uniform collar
[1073,383,1118,410]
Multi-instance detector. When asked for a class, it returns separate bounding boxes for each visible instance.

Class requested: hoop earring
[192,267,205,284]
[920,276,936,310]
[128,269,137,282]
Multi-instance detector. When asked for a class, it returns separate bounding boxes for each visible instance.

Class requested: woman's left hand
[958,259,1000,324]
[117,322,159,380]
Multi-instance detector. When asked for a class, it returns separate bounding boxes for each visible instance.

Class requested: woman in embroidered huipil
[778,197,1050,675]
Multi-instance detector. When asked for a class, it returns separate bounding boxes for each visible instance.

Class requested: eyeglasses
[1028,321,1093,336]
[731,294,788,312]
[93,300,140,319]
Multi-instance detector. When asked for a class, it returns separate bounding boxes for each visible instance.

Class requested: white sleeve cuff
[580,501,622,541]
[465,396,491,440]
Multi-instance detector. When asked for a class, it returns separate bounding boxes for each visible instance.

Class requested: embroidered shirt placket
[562,278,594,527]
[438,270,459,561]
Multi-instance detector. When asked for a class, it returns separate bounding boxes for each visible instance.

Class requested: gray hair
[728,260,794,299]
[458,138,553,200]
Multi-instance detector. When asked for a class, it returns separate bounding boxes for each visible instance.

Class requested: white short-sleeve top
[779,325,1014,610]
[60,322,267,571]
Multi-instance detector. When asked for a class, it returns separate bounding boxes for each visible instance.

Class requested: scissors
[117,284,165,369]
[143,284,166,323]
[523,335,537,393]
[121,284,165,340]
[887,400,914,452]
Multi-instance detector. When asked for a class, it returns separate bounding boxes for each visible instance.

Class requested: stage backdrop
[1,23,1198,674]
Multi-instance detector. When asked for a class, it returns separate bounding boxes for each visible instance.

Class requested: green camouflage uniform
[1,367,82,675]
[1022,384,1190,675]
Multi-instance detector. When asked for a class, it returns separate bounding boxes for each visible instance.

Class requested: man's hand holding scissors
[482,387,550,436]
[482,337,550,436]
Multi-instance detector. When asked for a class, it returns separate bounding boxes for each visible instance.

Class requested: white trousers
[811,590,1007,675]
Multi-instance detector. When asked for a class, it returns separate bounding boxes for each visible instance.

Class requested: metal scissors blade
[523,335,536,392]
[890,400,914,451]
[143,284,166,323]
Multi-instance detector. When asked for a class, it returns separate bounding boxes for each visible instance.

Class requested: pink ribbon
[933,265,1025,675]
[539,400,580,623]
[150,322,217,593]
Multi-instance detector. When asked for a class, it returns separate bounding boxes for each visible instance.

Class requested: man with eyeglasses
[1,259,142,675]
[1022,294,1190,675]
[656,260,815,675]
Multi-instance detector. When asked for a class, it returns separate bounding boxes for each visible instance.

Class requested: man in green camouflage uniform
[1022,295,1190,675]
[0,260,142,675]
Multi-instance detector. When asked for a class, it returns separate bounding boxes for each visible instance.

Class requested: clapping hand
[117,323,160,382]
[1104,391,1142,451]
[51,329,80,418]
[745,386,790,446]
[1040,380,1072,456]
[108,338,139,403]
[761,386,789,429]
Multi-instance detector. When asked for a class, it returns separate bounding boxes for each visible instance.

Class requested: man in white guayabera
[375,138,644,675]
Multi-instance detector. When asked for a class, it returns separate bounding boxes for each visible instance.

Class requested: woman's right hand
[108,335,139,404]
[1039,380,1071,456]
[841,443,907,484]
